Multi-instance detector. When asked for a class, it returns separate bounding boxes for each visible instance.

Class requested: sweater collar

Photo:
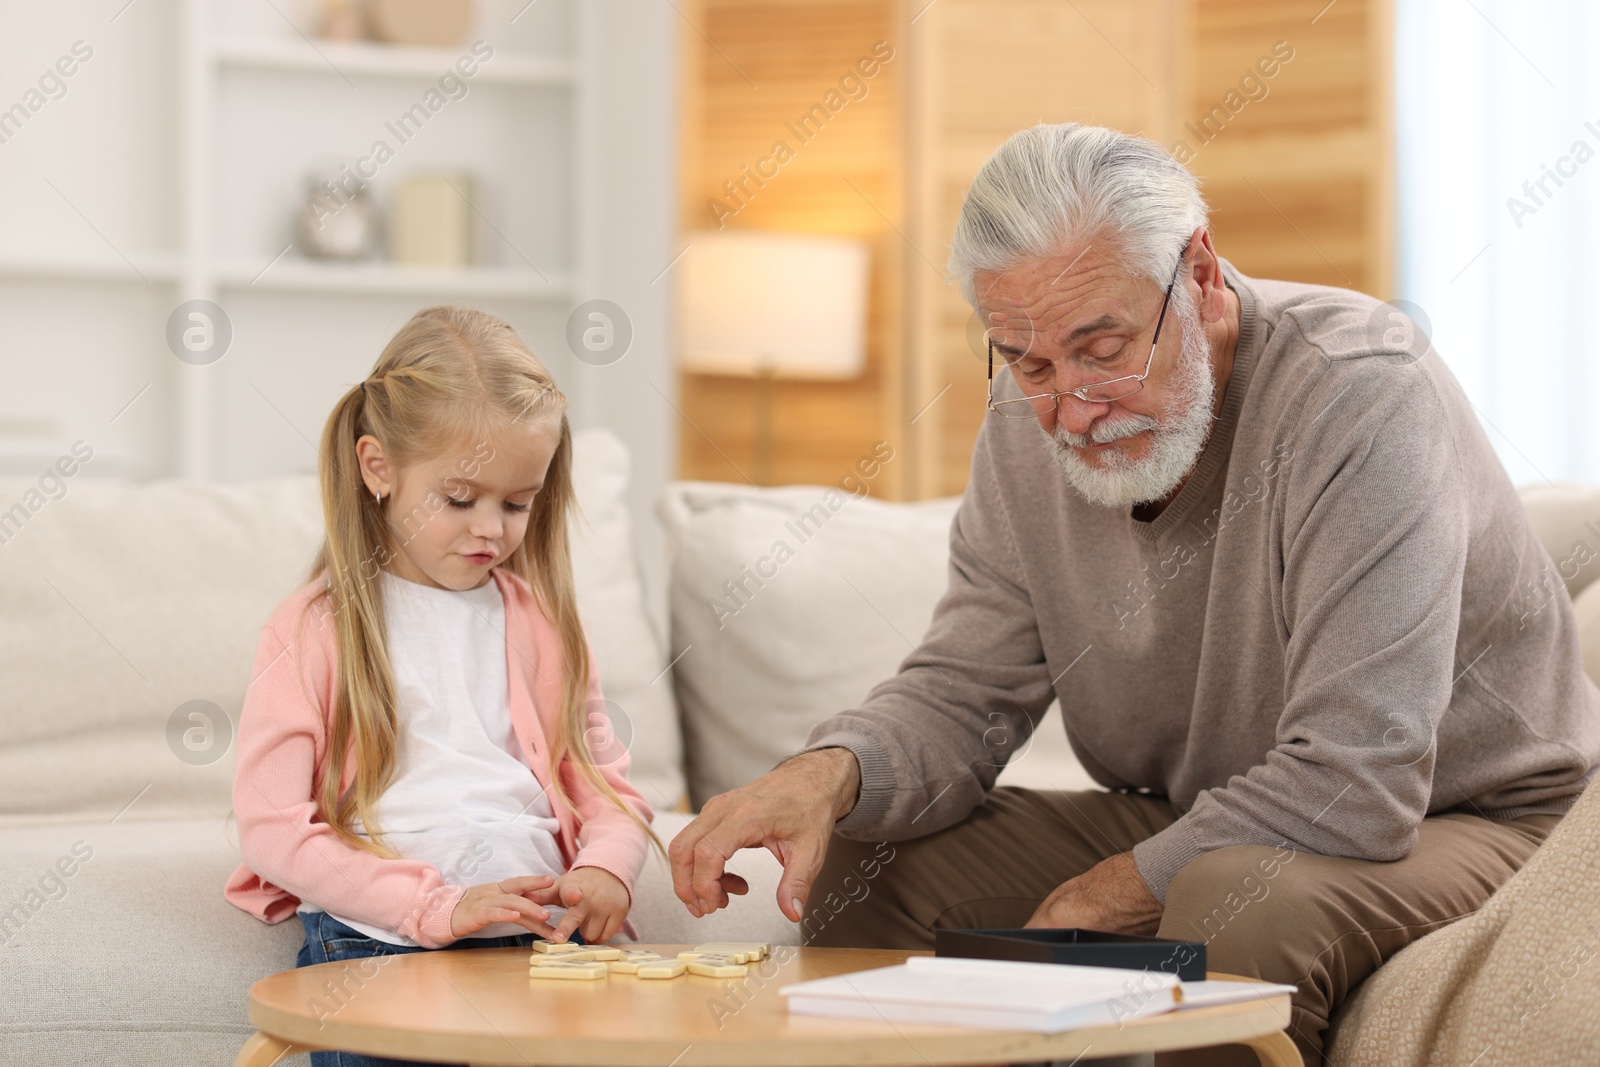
[1127,256,1262,544]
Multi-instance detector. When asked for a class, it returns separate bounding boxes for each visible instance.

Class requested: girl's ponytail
[303,379,404,859]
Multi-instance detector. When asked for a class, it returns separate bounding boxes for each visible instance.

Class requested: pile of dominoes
[527,941,772,981]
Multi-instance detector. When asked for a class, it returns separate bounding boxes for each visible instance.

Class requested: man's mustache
[1054,413,1159,448]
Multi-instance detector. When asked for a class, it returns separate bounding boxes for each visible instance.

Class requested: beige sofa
[0,429,1595,1064]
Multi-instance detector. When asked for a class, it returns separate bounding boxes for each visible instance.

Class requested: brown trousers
[806,787,1559,1066]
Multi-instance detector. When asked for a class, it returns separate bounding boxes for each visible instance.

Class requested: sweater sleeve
[1132,356,1469,901]
[231,605,467,948]
[800,423,1058,839]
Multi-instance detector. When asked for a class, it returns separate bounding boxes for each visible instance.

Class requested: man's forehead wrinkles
[977,252,1146,357]
[1048,242,1095,287]
[990,288,1127,344]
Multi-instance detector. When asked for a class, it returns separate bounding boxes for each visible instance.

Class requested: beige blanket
[1329,780,1599,1065]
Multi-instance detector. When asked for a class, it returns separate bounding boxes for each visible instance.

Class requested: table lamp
[678,230,870,484]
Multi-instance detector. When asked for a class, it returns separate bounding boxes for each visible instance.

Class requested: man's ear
[355,434,393,498]
[1187,227,1228,325]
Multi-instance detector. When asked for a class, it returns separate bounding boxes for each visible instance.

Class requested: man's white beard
[1038,287,1217,509]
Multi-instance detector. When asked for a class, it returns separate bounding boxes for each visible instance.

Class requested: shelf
[215,257,573,298]
[0,441,134,475]
[211,38,575,87]
[0,251,182,285]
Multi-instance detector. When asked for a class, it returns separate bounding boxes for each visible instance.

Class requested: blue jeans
[294,910,583,1067]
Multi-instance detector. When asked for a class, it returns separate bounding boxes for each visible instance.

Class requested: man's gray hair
[948,123,1209,308]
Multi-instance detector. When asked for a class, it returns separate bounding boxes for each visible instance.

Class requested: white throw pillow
[567,431,687,813]
[655,480,1093,809]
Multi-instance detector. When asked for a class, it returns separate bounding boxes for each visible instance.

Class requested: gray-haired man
[667,123,1600,1065]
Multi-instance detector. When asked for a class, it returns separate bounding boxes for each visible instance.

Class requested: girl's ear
[355,434,394,498]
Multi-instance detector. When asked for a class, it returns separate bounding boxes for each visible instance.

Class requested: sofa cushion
[0,428,684,823]
[1327,779,1600,1065]
[0,812,790,1065]
[1576,581,1600,687]
[1518,482,1600,600]
[656,481,1094,809]
[0,818,304,1063]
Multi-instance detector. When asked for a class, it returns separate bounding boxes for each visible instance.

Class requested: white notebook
[779,956,1181,1033]
[1173,979,1298,1010]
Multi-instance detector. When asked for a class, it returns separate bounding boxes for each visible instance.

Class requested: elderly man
[667,124,1600,1065]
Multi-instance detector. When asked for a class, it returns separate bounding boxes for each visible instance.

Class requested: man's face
[975,239,1217,508]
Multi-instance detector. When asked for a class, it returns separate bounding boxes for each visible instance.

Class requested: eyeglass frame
[986,238,1193,417]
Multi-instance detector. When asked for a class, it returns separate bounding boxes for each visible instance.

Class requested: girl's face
[356,418,562,591]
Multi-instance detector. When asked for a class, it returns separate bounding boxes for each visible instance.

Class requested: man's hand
[669,747,861,923]
[1024,852,1163,935]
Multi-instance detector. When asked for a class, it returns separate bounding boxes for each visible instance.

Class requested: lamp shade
[678,230,870,379]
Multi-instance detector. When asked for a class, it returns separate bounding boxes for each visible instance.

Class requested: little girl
[225,306,661,1066]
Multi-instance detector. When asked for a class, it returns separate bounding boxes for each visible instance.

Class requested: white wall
[587,0,680,631]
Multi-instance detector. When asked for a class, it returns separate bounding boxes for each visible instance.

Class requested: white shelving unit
[0,0,597,482]
[211,258,574,297]
[168,0,601,481]
[209,36,578,85]
[1,1,675,614]
[0,252,184,286]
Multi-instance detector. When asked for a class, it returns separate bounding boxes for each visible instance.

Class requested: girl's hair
[302,305,663,864]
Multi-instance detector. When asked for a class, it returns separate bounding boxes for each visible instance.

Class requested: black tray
[935,927,1206,982]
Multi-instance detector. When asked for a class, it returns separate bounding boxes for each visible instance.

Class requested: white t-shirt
[298,569,568,946]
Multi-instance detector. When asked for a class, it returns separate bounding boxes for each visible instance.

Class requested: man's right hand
[668,746,861,923]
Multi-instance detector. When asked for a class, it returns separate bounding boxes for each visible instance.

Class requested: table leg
[234,1030,311,1067]
[1244,1030,1301,1067]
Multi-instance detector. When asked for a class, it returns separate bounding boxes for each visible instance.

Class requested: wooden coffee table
[234,944,1300,1066]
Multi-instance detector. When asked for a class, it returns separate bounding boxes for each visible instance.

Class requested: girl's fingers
[501,874,557,891]
[513,908,560,940]
[499,895,554,935]
[551,906,583,942]
[509,895,552,918]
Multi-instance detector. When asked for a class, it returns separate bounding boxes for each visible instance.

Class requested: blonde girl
[226,307,661,1062]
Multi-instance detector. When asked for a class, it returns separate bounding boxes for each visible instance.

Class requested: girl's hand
[450,875,561,939]
[524,867,630,945]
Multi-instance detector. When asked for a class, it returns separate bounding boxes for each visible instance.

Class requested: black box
[935,927,1207,982]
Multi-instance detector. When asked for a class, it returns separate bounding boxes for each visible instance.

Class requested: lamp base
[754,365,774,486]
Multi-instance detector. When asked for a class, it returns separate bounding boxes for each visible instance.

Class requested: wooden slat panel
[681,0,1393,501]
[678,0,905,494]
[1181,0,1390,295]
[907,0,1393,498]
[909,0,1171,497]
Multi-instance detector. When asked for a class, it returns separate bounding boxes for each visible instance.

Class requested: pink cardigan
[224,566,654,948]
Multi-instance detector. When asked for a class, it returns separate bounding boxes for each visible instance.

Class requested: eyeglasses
[986,240,1190,418]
